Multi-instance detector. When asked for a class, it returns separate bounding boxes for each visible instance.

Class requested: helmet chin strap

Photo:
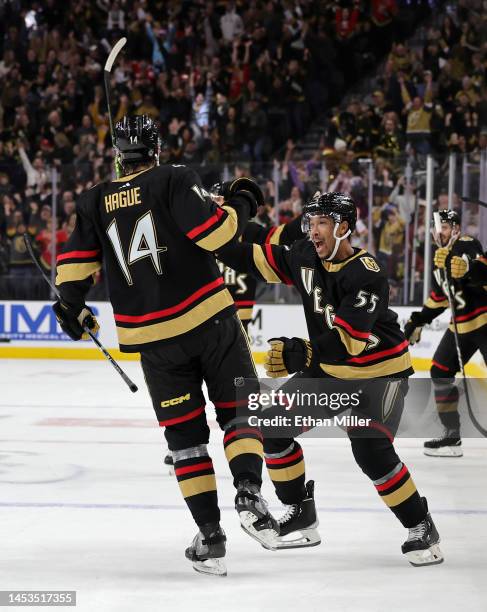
[326,222,351,261]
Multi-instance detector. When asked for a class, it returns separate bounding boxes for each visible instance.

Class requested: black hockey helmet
[302,192,357,233]
[114,115,161,167]
[437,209,461,227]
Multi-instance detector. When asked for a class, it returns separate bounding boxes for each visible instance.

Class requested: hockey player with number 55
[52,115,279,576]
[217,192,444,567]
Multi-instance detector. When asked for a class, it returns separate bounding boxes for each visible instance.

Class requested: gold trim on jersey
[380,477,417,507]
[269,224,285,245]
[320,352,412,379]
[425,297,448,309]
[335,326,367,356]
[55,261,102,285]
[237,307,254,321]
[116,289,234,345]
[450,311,487,334]
[224,438,263,463]
[195,206,238,251]
[178,474,217,498]
[253,244,281,283]
[437,402,458,413]
[112,167,153,183]
[322,249,366,272]
[267,460,306,482]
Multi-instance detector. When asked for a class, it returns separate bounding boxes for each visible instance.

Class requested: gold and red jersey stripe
[450,304,487,334]
[321,339,412,379]
[114,279,235,349]
[333,315,370,356]
[235,300,256,322]
[186,205,238,251]
[55,249,102,285]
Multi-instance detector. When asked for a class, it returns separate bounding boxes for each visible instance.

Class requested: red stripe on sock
[375,464,408,492]
[223,428,263,444]
[265,447,303,465]
[175,461,213,477]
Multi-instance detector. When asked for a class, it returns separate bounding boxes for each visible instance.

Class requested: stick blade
[104,37,127,73]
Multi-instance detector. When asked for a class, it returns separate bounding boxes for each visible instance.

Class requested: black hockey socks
[223,421,263,487]
[264,440,307,505]
[173,445,220,526]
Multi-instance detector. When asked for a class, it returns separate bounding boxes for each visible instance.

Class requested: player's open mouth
[313,240,324,251]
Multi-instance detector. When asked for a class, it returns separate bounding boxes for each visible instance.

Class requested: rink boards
[0,300,485,375]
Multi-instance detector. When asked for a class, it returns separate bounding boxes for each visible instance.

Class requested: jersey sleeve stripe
[346,339,409,364]
[425,297,448,309]
[186,206,225,240]
[334,326,367,356]
[264,243,293,285]
[454,304,487,322]
[333,316,370,339]
[57,249,101,262]
[55,261,102,285]
[114,277,224,323]
[430,291,446,302]
[253,244,281,283]
[269,224,286,245]
[194,206,238,251]
[234,300,256,307]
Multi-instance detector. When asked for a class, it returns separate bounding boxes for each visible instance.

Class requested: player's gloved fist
[450,254,469,279]
[218,178,264,216]
[53,301,99,341]
[434,247,450,270]
[403,312,423,345]
[264,337,313,378]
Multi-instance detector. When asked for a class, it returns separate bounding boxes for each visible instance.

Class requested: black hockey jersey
[217,239,413,379]
[418,236,486,334]
[55,164,251,352]
[219,216,305,322]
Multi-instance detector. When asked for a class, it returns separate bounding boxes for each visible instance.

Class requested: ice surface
[1,360,486,612]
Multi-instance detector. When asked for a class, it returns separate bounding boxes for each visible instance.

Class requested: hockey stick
[432,213,486,436]
[460,196,487,208]
[23,234,138,393]
[104,37,127,178]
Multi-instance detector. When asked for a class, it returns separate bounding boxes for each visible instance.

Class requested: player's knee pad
[349,433,400,481]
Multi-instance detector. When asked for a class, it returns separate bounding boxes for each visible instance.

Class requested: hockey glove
[264,337,313,378]
[214,178,264,216]
[403,312,424,346]
[450,254,469,279]
[53,301,99,341]
[434,247,449,270]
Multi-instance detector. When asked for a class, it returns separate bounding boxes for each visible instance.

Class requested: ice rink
[1,359,486,612]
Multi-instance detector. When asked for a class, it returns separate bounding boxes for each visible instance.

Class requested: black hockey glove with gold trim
[53,301,99,341]
[403,312,423,346]
[212,178,263,217]
[264,337,313,378]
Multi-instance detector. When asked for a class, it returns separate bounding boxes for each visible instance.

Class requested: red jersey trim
[57,249,101,262]
[114,277,224,323]
[346,339,409,364]
[186,207,225,240]
[333,316,370,340]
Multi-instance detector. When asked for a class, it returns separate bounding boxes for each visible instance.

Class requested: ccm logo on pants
[160,393,191,408]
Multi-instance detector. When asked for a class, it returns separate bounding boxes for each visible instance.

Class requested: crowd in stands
[0,0,485,303]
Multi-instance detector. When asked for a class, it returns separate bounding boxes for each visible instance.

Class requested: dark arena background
[0,1,486,611]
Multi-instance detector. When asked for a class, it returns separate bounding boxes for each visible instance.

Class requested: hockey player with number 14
[52,115,279,576]
[218,192,444,566]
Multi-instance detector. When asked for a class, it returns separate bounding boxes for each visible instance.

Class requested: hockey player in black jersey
[217,192,443,567]
[404,210,486,457]
[52,115,279,576]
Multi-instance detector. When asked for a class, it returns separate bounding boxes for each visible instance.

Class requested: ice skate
[185,522,227,576]
[235,480,279,549]
[268,480,321,550]
[164,451,174,474]
[401,498,444,567]
[424,430,463,457]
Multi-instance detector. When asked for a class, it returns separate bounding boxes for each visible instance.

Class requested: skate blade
[192,558,227,576]
[239,511,279,549]
[405,544,444,567]
[268,527,321,550]
[424,447,463,457]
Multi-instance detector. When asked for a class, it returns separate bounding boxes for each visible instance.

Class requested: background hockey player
[217,192,444,567]
[403,210,486,457]
[52,115,279,576]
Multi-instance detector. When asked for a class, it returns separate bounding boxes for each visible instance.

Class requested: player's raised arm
[168,170,261,252]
